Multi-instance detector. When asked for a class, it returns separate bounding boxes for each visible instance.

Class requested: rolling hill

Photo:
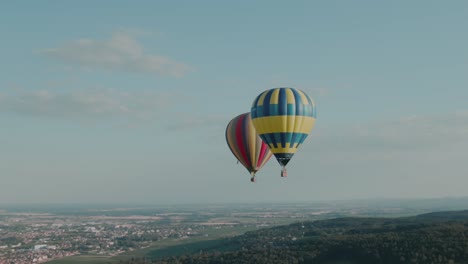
[130,210,468,264]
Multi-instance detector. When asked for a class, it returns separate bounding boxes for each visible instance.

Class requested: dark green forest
[125,210,468,264]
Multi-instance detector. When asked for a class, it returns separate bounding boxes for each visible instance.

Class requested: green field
[48,255,117,264]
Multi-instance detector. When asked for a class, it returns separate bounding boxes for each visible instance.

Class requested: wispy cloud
[166,113,227,131]
[0,88,173,121]
[308,113,468,154]
[41,31,192,77]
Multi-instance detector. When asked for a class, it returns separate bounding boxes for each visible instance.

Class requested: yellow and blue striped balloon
[250,88,316,173]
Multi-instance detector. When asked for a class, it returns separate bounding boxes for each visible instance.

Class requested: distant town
[1,198,467,263]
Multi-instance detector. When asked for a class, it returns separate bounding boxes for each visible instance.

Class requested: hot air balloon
[250,87,316,177]
[225,112,273,182]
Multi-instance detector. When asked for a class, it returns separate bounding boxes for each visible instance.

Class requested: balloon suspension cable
[281,166,288,177]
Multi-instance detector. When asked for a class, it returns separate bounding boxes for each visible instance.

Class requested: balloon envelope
[225,113,273,179]
[250,87,316,167]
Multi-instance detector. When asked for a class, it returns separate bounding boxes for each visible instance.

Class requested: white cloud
[166,113,228,131]
[0,88,173,121]
[41,32,192,77]
[307,113,468,154]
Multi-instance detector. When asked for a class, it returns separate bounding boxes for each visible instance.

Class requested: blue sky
[1,1,468,204]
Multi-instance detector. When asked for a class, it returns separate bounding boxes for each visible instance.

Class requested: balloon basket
[281,168,288,177]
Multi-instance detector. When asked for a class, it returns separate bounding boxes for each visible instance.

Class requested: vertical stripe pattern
[251,88,316,166]
[225,112,273,176]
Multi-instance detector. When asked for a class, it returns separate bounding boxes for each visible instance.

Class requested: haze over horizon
[1,1,468,204]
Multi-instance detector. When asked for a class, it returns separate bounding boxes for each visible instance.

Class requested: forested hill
[137,210,468,264]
